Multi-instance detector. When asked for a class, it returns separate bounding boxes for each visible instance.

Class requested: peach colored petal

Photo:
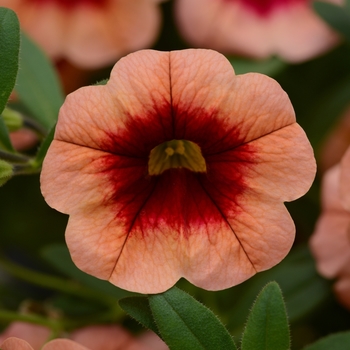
[42,339,89,350]
[0,322,50,350]
[234,123,316,201]
[340,146,350,210]
[310,166,350,277]
[168,50,296,144]
[52,50,170,152]
[54,50,295,149]
[41,49,316,293]
[44,50,307,212]
[41,142,119,215]
[0,0,163,68]
[319,165,345,212]
[0,337,34,350]
[310,213,350,278]
[175,0,341,62]
[64,0,163,68]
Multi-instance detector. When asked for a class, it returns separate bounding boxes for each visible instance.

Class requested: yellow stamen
[148,139,206,175]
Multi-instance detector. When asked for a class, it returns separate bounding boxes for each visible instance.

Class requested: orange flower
[310,146,350,309]
[41,49,316,293]
[0,0,163,68]
[175,0,341,62]
[0,323,167,350]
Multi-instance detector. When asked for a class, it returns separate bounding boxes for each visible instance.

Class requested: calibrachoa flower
[0,0,163,68]
[310,147,350,309]
[175,0,341,62]
[41,49,316,293]
[0,323,167,350]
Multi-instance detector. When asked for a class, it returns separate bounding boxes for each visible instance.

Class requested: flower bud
[1,107,23,132]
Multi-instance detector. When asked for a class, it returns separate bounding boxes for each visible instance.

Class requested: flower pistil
[148,139,207,175]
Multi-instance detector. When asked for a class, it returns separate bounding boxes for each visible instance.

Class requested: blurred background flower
[310,147,350,310]
[0,322,168,350]
[175,0,342,62]
[0,0,164,69]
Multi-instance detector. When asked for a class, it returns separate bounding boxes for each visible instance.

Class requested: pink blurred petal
[310,166,350,278]
[340,146,350,210]
[0,0,164,68]
[176,0,341,62]
[9,129,38,151]
[0,337,34,350]
[70,325,165,350]
[0,322,50,350]
[42,339,89,350]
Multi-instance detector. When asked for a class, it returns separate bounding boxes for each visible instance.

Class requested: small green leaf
[241,282,290,350]
[314,2,350,42]
[0,115,14,152]
[0,159,13,186]
[223,247,330,336]
[1,107,23,132]
[31,124,55,169]
[15,32,64,130]
[303,331,350,350]
[41,244,132,299]
[0,7,20,115]
[230,56,287,76]
[119,296,160,336]
[95,78,109,85]
[148,286,237,350]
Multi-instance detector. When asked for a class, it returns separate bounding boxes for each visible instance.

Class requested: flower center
[28,0,105,9]
[148,140,207,176]
[223,0,304,16]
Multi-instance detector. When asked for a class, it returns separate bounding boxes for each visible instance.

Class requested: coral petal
[0,337,34,350]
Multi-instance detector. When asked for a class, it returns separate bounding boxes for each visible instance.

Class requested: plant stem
[0,307,121,334]
[0,309,61,332]
[0,255,120,310]
[0,150,31,163]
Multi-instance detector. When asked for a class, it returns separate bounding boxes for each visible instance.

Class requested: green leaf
[304,77,350,152]
[0,115,14,152]
[0,159,13,186]
[221,246,330,336]
[241,282,290,350]
[41,244,132,300]
[119,296,160,336]
[148,286,237,350]
[95,78,109,85]
[303,332,350,350]
[31,123,55,169]
[0,7,20,115]
[229,57,287,76]
[15,32,64,130]
[1,107,23,132]
[314,2,350,42]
